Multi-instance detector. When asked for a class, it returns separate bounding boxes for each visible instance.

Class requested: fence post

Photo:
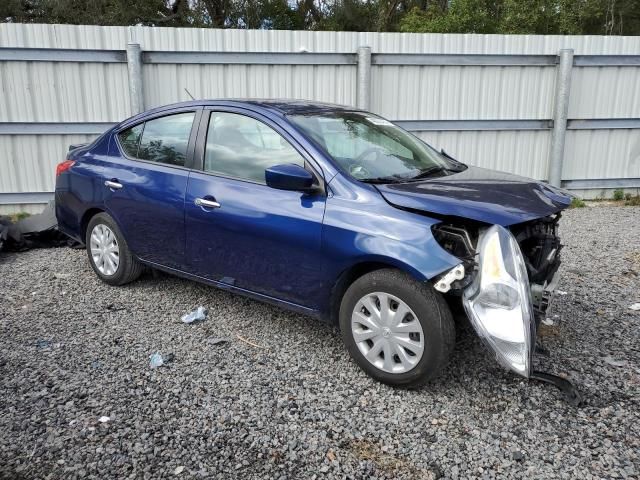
[548,48,574,188]
[356,46,372,110]
[126,43,144,115]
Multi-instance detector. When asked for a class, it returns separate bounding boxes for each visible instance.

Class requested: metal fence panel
[0,134,96,193]
[416,130,552,180]
[1,23,640,209]
[141,64,356,109]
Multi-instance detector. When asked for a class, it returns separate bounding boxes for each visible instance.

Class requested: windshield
[288,111,465,182]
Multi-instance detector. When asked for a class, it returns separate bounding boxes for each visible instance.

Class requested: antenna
[184,88,195,100]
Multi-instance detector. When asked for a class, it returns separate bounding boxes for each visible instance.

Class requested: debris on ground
[208,337,228,346]
[603,356,628,367]
[236,334,267,349]
[629,303,640,311]
[1,206,639,479]
[556,290,568,295]
[35,339,52,350]
[98,416,110,423]
[181,306,207,324]
[0,201,79,252]
[174,466,185,475]
[150,352,175,368]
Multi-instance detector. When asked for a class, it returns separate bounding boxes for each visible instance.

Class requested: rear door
[184,108,327,308]
[103,108,201,269]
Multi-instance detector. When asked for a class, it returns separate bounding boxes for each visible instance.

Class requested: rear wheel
[86,212,142,286]
[339,269,455,388]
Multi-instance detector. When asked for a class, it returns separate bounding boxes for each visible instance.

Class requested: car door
[103,108,201,270]
[184,108,327,309]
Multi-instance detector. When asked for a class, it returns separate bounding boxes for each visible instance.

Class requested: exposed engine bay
[432,214,563,322]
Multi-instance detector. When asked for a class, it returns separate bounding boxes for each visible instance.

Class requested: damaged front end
[433,215,562,378]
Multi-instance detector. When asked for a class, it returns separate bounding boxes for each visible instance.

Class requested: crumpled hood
[376,166,572,226]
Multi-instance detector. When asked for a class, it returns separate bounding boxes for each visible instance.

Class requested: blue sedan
[55,100,572,387]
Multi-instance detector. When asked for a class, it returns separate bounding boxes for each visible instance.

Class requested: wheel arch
[328,257,428,327]
[80,207,106,242]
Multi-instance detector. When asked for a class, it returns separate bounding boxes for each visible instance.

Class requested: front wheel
[339,269,455,388]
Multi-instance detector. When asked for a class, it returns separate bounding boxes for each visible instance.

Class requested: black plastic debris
[530,371,584,407]
[0,201,79,252]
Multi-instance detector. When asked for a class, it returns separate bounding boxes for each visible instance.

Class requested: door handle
[105,180,123,190]
[195,198,221,209]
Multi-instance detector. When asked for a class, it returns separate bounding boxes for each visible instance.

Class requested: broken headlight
[462,225,535,377]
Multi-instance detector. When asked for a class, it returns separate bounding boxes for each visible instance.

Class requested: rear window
[116,112,195,167]
[117,124,143,157]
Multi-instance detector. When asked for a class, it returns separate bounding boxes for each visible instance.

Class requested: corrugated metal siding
[371,65,556,120]
[0,134,96,193]
[0,62,129,122]
[417,130,551,180]
[1,23,640,211]
[142,64,356,109]
[564,130,640,180]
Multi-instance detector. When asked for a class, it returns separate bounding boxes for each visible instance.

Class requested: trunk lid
[375,166,572,226]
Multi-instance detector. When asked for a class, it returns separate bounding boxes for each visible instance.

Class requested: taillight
[56,159,75,177]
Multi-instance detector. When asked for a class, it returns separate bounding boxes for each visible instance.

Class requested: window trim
[114,108,202,171]
[194,107,326,193]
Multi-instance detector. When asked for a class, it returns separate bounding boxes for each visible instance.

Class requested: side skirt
[138,258,324,320]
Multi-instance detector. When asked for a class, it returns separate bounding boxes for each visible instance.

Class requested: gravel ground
[1,205,639,479]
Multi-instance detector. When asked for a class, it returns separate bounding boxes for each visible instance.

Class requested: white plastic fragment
[149,353,164,369]
[542,318,555,326]
[181,306,208,324]
[174,466,185,475]
[629,303,640,311]
[556,290,568,296]
[603,356,627,368]
[149,352,174,368]
[98,416,110,423]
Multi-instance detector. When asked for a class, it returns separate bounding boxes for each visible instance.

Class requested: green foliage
[613,188,624,201]
[570,197,586,208]
[9,212,31,222]
[400,0,498,34]
[2,0,640,34]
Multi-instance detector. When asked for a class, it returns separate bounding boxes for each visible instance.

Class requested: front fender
[322,180,462,285]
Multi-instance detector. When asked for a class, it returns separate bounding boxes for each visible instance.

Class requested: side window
[117,123,144,157]
[204,112,305,183]
[137,112,195,167]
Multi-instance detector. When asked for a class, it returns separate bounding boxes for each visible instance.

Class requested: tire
[339,268,455,388]
[85,212,143,286]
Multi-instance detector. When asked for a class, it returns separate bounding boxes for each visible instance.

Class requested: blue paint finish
[265,164,315,191]
[55,99,570,322]
[54,134,110,242]
[101,149,189,270]
[185,171,327,308]
[376,166,572,226]
[321,174,462,290]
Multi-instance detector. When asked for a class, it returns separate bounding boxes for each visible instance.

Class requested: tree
[2,0,640,35]
[400,0,499,33]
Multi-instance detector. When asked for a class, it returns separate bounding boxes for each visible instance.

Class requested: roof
[145,99,359,115]
[119,99,362,130]
[241,99,359,115]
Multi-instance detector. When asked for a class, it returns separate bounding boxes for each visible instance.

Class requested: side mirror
[265,164,315,192]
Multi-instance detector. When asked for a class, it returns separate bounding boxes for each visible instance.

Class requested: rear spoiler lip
[68,143,88,152]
